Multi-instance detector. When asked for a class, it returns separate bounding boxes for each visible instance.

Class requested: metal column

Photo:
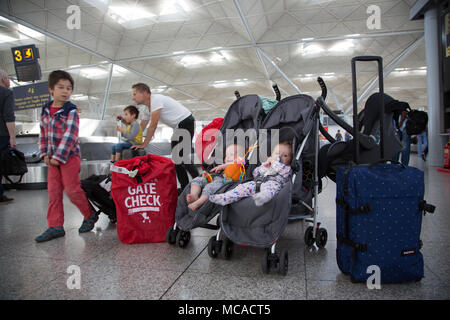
[101,63,114,120]
[424,6,446,167]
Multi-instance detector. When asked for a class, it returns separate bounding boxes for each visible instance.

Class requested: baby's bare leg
[187,184,201,203]
[188,194,208,211]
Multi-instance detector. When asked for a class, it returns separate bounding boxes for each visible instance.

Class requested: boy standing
[35,70,97,242]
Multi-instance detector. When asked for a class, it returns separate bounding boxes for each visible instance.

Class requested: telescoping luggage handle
[351,56,384,164]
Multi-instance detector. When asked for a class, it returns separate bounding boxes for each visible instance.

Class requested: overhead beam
[258,48,302,94]
[101,63,113,120]
[113,30,424,63]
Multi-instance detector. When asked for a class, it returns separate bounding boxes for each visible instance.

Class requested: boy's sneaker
[79,212,99,233]
[0,195,14,204]
[35,227,65,243]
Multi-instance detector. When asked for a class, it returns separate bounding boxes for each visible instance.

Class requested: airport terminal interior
[1,0,450,300]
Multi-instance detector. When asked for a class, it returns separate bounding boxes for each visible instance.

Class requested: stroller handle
[272,83,281,101]
[317,77,327,100]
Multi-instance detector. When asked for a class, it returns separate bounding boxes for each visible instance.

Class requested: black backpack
[81,174,116,223]
[0,148,28,183]
[406,110,428,136]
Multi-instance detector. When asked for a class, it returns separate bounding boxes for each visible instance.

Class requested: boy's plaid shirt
[39,101,80,164]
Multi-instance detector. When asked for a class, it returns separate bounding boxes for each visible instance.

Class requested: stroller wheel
[316,228,328,249]
[262,250,270,274]
[208,236,219,258]
[304,226,315,247]
[166,226,178,245]
[278,249,288,276]
[176,230,191,248]
[221,238,234,259]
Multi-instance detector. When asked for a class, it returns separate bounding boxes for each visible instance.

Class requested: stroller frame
[208,97,327,275]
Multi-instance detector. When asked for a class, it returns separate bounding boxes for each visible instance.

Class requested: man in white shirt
[131,83,198,190]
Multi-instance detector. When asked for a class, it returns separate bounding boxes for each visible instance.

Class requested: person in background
[417,127,428,161]
[0,69,16,204]
[130,83,199,190]
[35,70,98,242]
[393,109,411,166]
[344,131,351,142]
[111,105,143,163]
[335,129,343,141]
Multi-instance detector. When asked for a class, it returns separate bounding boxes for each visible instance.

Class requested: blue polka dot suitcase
[336,163,432,283]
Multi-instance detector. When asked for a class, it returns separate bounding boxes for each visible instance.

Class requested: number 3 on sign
[14,49,22,62]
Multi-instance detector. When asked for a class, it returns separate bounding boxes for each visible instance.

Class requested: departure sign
[11,44,42,82]
[12,81,50,111]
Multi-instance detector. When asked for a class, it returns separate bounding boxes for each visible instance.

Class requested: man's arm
[140,119,149,134]
[6,122,15,148]
[134,109,161,148]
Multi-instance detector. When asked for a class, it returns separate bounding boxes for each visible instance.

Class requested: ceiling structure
[0,0,426,122]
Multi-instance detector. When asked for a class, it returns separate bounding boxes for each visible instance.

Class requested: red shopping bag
[111,154,177,244]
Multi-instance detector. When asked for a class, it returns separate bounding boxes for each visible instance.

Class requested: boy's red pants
[46,156,92,227]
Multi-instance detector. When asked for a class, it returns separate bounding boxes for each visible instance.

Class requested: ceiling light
[107,5,155,29]
[301,38,314,41]
[17,25,44,39]
[160,0,191,16]
[301,43,325,56]
[328,40,355,53]
[209,52,226,63]
[112,65,129,76]
[179,55,206,67]
[0,34,18,43]
[79,67,109,79]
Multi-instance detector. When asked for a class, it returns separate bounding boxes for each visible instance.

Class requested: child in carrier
[35,70,98,242]
[111,105,143,162]
[209,141,293,207]
[186,144,245,211]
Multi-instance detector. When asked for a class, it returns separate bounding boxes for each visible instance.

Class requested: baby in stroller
[186,143,245,211]
[209,141,293,207]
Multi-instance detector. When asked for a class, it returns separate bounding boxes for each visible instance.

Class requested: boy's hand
[50,158,60,166]
[116,126,124,133]
[44,156,50,166]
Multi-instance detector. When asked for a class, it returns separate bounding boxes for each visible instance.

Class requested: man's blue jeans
[393,129,411,166]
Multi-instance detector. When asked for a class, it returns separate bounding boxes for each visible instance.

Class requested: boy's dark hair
[48,70,74,89]
[132,83,151,94]
[124,105,139,119]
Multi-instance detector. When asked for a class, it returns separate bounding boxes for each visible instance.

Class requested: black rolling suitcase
[335,56,435,283]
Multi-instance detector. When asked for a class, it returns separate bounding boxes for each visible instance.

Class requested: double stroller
[167,83,328,276]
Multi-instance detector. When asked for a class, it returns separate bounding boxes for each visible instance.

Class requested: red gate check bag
[110,155,177,244]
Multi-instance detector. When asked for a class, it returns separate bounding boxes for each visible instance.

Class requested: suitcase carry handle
[368,159,406,169]
[351,56,384,164]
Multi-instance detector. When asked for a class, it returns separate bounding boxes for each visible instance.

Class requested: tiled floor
[1,154,449,300]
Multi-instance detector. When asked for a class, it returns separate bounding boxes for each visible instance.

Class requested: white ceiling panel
[0,0,430,121]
